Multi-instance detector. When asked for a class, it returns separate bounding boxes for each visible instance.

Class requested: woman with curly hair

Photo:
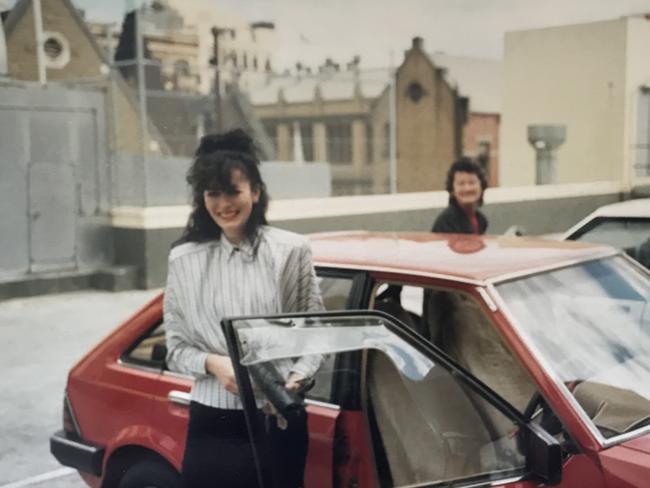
[432,157,488,235]
[164,128,323,487]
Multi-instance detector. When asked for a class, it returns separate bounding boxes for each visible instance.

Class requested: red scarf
[462,205,480,234]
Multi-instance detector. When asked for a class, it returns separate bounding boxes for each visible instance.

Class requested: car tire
[118,459,182,488]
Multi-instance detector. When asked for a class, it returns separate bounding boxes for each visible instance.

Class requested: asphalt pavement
[0,289,160,488]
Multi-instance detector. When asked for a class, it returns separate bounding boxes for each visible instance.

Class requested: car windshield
[572,218,650,267]
[496,256,650,440]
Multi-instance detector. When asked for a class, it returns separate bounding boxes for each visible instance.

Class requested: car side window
[123,321,166,368]
[306,274,357,403]
[373,283,538,414]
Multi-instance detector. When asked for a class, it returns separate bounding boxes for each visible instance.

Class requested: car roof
[309,231,615,284]
[562,198,650,239]
[584,198,650,218]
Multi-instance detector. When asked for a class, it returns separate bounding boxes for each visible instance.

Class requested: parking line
[0,468,76,488]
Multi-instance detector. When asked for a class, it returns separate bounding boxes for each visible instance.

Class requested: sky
[23,0,650,70]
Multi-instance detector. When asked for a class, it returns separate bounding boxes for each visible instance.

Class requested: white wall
[625,17,650,188]
[500,19,628,187]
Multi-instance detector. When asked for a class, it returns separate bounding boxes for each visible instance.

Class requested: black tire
[118,459,182,488]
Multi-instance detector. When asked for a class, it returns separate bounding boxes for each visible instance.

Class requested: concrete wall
[0,82,112,278]
[114,155,332,207]
[111,181,623,288]
[625,17,650,186]
[500,19,628,187]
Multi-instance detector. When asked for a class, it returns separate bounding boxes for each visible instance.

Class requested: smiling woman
[164,129,324,488]
[432,157,489,235]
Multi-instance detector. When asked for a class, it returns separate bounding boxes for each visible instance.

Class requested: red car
[51,232,650,488]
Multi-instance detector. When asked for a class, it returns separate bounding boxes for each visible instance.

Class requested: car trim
[50,430,104,477]
[315,261,484,286]
[476,286,498,312]
[65,391,82,437]
[488,271,650,449]
[116,357,163,375]
[168,389,191,406]
[305,398,341,411]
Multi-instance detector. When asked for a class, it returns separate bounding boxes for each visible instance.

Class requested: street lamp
[211,26,235,133]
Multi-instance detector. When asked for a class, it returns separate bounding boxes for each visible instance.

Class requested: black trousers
[182,401,308,488]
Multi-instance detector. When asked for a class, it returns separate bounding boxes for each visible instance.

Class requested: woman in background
[432,157,488,235]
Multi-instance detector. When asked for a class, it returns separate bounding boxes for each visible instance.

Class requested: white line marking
[0,468,76,488]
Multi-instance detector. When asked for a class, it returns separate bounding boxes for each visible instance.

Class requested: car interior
[367,283,533,486]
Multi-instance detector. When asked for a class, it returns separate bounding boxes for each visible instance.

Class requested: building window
[42,31,70,69]
[300,123,314,162]
[253,56,258,70]
[366,123,374,164]
[382,122,390,159]
[477,140,491,172]
[407,81,425,103]
[326,122,352,164]
[263,122,277,152]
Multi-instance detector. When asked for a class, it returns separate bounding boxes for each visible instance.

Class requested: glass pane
[497,256,650,438]
[126,322,165,364]
[228,314,525,486]
[574,218,650,265]
[317,275,354,310]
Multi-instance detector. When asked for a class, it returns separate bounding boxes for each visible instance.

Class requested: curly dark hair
[179,129,269,244]
[445,157,488,206]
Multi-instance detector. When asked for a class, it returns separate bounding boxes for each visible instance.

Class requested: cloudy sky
[30,0,650,69]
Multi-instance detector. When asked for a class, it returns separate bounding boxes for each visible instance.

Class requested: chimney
[412,37,424,51]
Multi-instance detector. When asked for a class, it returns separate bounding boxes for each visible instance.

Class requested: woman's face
[203,168,260,244]
[451,171,482,207]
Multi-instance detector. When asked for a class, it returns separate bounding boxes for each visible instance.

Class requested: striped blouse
[164,226,324,409]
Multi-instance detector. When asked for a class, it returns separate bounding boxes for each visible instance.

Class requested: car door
[222,310,564,488]
[148,268,374,476]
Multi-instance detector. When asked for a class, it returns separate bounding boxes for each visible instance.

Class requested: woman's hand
[285,372,305,391]
[205,354,238,395]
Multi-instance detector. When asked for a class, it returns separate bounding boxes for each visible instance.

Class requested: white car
[563,198,650,268]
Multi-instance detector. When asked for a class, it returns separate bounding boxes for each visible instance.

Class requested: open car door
[222,310,563,488]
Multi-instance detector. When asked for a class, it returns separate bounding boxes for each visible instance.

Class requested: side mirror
[524,422,562,485]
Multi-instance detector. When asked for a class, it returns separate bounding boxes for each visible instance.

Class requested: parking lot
[0,289,159,488]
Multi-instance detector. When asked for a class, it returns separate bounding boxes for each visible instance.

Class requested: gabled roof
[4,0,107,63]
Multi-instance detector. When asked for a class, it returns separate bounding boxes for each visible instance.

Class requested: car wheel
[118,460,182,488]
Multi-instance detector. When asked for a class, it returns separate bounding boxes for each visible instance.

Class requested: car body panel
[51,232,650,487]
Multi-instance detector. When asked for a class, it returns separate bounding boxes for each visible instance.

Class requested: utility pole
[32,0,46,85]
[211,26,234,133]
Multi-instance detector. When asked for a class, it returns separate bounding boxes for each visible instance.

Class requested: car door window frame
[222,309,562,488]
[315,267,374,409]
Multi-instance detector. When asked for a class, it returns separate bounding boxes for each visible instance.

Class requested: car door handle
[167,390,191,406]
